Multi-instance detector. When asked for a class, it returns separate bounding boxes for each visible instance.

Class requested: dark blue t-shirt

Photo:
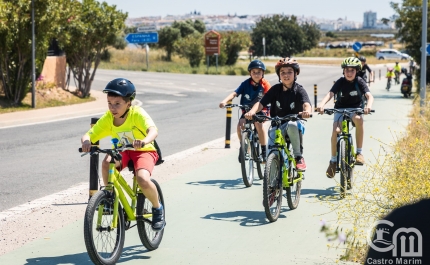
[235,78,265,107]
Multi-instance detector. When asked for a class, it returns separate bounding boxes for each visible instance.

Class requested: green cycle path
[0,78,414,265]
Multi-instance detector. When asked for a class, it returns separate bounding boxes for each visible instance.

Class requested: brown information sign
[204,30,221,56]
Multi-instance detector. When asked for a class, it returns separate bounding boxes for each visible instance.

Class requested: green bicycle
[79,139,165,265]
[323,108,375,198]
[254,114,309,222]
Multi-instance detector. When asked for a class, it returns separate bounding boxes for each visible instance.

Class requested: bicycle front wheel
[84,190,125,265]
[339,139,349,198]
[240,131,254,187]
[263,152,282,222]
[137,178,165,250]
[286,160,302,210]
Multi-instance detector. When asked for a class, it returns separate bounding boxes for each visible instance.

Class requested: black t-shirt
[365,199,430,264]
[357,64,372,80]
[260,82,311,117]
[330,77,370,108]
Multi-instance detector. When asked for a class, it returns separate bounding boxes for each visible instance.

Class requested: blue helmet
[103,78,136,100]
[248,60,266,71]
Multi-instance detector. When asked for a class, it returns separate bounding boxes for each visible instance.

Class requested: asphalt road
[0,64,388,211]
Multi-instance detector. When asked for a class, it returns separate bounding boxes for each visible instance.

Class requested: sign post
[125,33,158,70]
[262,37,266,58]
[352,42,362,53]
[204,30,221,73]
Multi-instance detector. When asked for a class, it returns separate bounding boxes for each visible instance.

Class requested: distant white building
[363,11,377,28]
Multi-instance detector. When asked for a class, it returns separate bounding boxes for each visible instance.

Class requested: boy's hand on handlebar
[133,140,145,149]
[82,140,92,153]
[316,106,324,115]
[219,101,226,108]
[244,111,255,120]
[364,107,372,115]
[299,111,311,119]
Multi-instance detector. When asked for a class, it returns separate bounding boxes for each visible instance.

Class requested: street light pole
[420,0,427,112]
[31,0,36,108]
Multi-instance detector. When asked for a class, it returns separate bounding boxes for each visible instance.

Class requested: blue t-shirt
[234,78,265,107]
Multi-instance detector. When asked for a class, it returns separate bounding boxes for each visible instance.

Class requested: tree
[325,31,337,38]
[250,15,311,57]
[381,18,391,25]
[0,0,75,105]
[158,19,205,61]
[57,0,127,98]
[158,26,181,61]
[174,32,204,67]
[301,22,321,50]
[221,31,250,66]
[390,0,430,85]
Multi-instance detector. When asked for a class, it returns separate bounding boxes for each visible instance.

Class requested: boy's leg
[285,121,306,171]
[254,121,267,162]
[326,122,340,178]
[352,114,365,165]
[136,169,160,208]
[101,154,121,186]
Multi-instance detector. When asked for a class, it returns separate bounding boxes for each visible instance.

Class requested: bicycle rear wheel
[84,190,125,265]
[240,131,254,187]
[339,139,349,198]
[263,152,282,222]
[286,159,302,210]
[137,179,165,250]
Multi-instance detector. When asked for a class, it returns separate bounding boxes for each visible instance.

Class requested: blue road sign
[426,43,430,56]
[125,33,159,44]
[352,42,362,52]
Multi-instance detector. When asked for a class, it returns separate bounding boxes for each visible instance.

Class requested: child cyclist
[386,67,395,90]
[219,60,271,162]
[81,78,165,231]
[245,58,312,172]
[316,57,374,178]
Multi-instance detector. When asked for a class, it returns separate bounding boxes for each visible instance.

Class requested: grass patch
[0,88,95,114]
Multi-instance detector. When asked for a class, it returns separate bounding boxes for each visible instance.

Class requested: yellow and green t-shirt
[386,71,395,78]
[86,106,157,152]
[394,65,401,72]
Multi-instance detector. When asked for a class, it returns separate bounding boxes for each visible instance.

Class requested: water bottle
[281,149,289,169]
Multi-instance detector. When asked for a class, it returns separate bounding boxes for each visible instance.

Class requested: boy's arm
[364,93,374,114]
[245,102,264,120]
[133,126,158,149]
[219,92,237,108]
[81,134,92,152]
[316,92,334,114]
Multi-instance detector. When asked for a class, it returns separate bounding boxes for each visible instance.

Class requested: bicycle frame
[101,156,152,229]
[336,118,355,170]
[271,126,303,188]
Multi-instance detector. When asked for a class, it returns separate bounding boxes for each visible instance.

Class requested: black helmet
[395,62,399,64]
[248,60,266,71]
[358,56,366,62]
[103,78,136,100]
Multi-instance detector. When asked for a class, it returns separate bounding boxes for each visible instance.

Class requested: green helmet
[341,57,362,71]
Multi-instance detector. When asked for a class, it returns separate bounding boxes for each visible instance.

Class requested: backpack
[336,79,365,109]
[133,124,164,166]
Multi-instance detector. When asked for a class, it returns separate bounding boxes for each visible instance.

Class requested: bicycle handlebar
[253,113,312,124]
[78,144,136,155]
[322,108,375,116]
[223,104,251,111]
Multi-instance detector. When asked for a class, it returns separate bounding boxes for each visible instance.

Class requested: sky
[100,0,399,23]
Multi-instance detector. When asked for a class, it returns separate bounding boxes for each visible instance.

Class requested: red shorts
[121,150,159,175]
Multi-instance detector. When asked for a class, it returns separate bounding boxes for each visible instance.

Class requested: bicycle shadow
[301,187,343,201]
[201,208,289,227]
[23,245,150,264]
[186,178,262,190]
